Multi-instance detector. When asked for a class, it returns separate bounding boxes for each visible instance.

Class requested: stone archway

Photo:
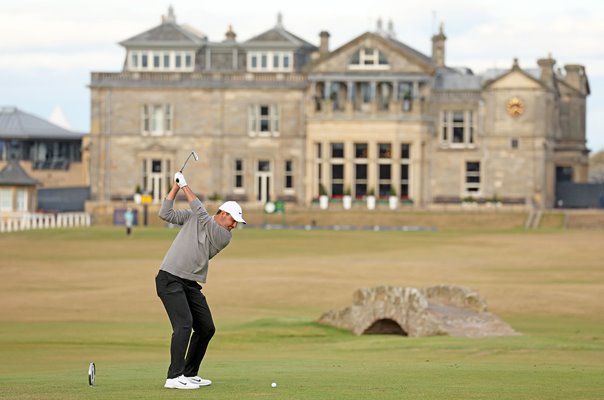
[319,285,520,337]
[362,318,408,336]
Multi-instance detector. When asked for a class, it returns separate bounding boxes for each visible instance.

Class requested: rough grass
[0,227,603,399]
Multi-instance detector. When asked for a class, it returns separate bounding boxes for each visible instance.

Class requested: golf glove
[174,172,188,188]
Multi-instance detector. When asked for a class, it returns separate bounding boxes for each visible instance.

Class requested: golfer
[155,172,246,389]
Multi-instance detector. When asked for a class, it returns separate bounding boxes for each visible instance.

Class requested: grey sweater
[158,198,232,283]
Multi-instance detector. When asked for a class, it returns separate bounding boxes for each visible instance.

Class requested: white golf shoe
[164,375,200,389]
[185,376,212,386]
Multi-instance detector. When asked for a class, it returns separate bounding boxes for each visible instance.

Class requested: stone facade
[89,8,590,208]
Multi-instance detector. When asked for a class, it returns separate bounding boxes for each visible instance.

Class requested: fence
[0,212,91,233]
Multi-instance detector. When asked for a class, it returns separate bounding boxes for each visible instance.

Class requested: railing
[0,212,91,233]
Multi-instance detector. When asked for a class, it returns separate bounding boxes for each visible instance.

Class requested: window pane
[466,162,480,172]
[331,143,344,158]
[185,54,192,67]
[379,164,391,179]
[163,54,170,68]
[152,160,162,173]
[283,55,289,68]
[142,54,148,68]
[331,164,344,179]
[132,53,138,67]
[258,160,270,172]
[355,143,368,158]
[453,127,464,143]
[273,54,279,68]
[251,55,257,68]
[355,164,367,179]
[285,160,292,172]
[316,143,322,159]
[400,164,409,179]
[401,144,410,159]
[175,55,181,68]
[378,143,391,158]
[261,54,267,68]
[153,55,160,68]
[0,188,12,211]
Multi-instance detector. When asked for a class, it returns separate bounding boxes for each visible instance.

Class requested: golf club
[176,151,199,183]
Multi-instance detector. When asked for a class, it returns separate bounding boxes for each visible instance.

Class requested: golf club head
[192,151,199,161]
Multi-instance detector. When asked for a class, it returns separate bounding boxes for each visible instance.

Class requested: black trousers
[155,270,216,379]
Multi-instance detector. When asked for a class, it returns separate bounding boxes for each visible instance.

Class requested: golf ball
[271,382,277,388]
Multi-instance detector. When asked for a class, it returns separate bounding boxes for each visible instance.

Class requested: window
[0,188,12,211]
[142,104,173,136]
[249,104,280,137]
[128,50,194,71]
[234,159,244,189]
[511,138,519,149]
[284,160,293,190]
[354,143,368,159]
[355,164,368,198]
[465,161,481,193]
[247,51,294,72]
[378,143,392,197]
[331,143,344,158]
[16,189,27,211]
[441,110,475,147]
[349,47,389,70]
[331,164,344,196]
[378,143,391,159]
[400,144,410,197]
[354,143,368,198]
[330,143,344,196]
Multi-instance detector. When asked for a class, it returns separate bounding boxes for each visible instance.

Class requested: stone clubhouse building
[89,7,590,209]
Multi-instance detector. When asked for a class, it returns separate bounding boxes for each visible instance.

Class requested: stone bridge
[318,285,519,337]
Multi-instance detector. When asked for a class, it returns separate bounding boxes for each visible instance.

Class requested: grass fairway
[0,227,603,399]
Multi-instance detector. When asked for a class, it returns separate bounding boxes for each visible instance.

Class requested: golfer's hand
[174,172,188,188]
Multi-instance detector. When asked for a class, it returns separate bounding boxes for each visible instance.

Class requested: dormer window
[127,50,195,72]
[247,51,293,72]
[349,47,389,70]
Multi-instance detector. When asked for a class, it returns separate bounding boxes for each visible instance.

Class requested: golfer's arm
[181,186,198,203]
[166,183,179,200]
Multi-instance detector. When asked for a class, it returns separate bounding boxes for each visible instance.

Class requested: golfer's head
[216,201,246,231]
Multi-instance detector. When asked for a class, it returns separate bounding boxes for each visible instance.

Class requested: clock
[506,97,524,117]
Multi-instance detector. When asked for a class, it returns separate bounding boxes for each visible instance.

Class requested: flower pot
[343,195,352,210]
[319,195,329,210]
[366,195,376,210]
[388,196,398,210]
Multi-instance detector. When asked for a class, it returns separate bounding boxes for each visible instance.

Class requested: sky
[1,0,603,152]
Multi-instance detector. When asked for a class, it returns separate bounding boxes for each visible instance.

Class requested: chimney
[564,64,589,95]
[225,25,237,42]
[387,19,396,38]
[163,5,176,24]
[537,55,556,88]
[431,22,446,68]
[319,31,330,56]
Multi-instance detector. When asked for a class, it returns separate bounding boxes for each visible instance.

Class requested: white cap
[218,201,246,224]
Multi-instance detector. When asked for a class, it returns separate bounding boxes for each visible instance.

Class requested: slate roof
[0,160,39,186]
[120,21,207,48]
[385,37,433,66]
[0,107,85,140]
[244,18,316,50]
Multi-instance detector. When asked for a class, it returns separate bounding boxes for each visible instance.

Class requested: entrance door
[148,159,165,202]
[255,160,272,203]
